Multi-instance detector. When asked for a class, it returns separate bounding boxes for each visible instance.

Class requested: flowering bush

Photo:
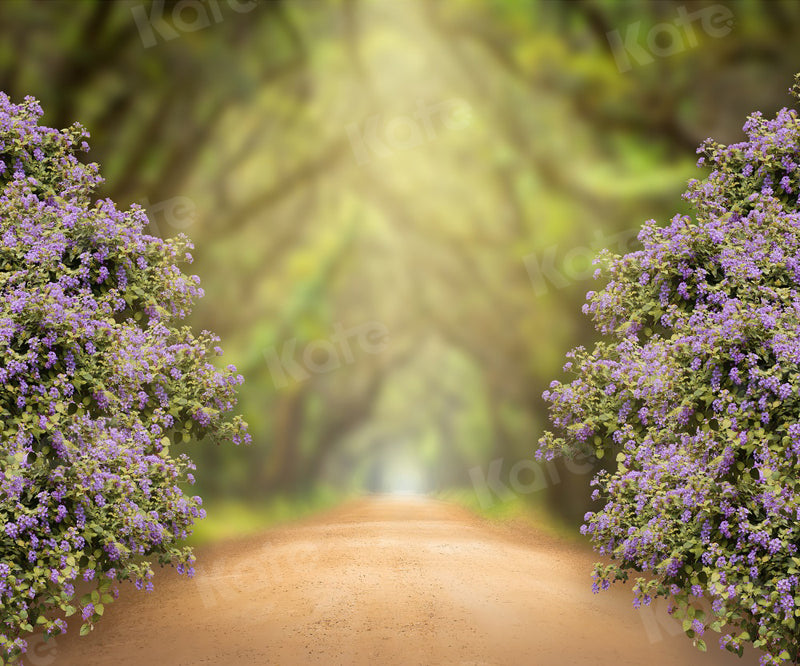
[538,75,800,665]
[0,93,249,664]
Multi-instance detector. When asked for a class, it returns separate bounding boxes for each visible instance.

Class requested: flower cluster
[0,93,249,664]
[538,75,800,664]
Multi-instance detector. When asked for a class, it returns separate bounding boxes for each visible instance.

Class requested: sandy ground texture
[47,495,763,666]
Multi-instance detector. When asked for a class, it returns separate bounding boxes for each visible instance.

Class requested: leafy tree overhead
[0,94,248,664]
[4,0,800,519]
[538,75,800,664]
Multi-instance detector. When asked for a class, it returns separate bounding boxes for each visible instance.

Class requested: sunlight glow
[384,460,427,495]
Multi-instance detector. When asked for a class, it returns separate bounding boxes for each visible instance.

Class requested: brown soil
[49,496,762,665]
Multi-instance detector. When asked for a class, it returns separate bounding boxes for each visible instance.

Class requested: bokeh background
[3,0,800,540]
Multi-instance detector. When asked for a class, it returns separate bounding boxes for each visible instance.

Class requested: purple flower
[538,79,800,665]
[0,91,248,653]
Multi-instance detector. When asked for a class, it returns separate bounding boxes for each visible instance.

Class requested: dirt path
[50,496,762,665]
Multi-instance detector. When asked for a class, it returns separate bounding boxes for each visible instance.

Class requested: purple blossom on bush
[0,93,248,664]
[538,75,800,664]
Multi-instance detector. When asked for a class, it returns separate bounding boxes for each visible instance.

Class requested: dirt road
[50,496,761,665]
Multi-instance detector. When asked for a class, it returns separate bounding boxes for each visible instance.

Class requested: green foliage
[539,76,800,663]
[0,94,247,663]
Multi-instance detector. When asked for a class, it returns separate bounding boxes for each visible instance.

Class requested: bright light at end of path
[384,461,427,495]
